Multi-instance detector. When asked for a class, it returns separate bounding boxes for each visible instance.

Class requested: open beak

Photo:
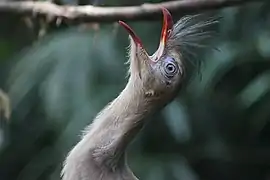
[118,20,144,48]
[118,7,173,62]
[151,8,173,62]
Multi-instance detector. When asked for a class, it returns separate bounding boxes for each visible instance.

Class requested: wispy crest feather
[169,14,219,48]
[168,14,220,75]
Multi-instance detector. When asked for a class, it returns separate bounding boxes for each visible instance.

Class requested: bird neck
[73,77,157,170]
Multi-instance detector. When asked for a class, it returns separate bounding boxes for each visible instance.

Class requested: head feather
[167,13,220,78]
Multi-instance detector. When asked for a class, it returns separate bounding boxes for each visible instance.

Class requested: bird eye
[162,57,178,79]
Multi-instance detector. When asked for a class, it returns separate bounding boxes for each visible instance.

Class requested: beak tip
[161,7,169,14]
[118,20,125,26]
[118,20,144,47]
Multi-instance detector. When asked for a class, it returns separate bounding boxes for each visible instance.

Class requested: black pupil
[166,63,175,73]
[167,65,174,72]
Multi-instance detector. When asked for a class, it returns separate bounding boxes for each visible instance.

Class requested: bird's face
[119,8,184,98]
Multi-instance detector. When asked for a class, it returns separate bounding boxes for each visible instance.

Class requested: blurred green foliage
[1,0,270,180]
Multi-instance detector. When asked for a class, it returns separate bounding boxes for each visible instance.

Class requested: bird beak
[118,7,173,60]
[151,8,173,62]
[118,20,144,48]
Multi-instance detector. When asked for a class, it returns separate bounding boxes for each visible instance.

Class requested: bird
[61,7,218,180]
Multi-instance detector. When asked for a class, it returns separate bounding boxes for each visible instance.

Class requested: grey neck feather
[61,75,158,180]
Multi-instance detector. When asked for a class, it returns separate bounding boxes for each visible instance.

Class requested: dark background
[1,0,270,180]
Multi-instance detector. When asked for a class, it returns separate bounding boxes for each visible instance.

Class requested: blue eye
[162,57,178,78]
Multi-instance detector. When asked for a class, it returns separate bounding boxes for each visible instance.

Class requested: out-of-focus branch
[0,89,10,121]
[0,0,261,23]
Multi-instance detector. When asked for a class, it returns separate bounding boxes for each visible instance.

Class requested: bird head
[119,8,182,99]
[119,8,217,99]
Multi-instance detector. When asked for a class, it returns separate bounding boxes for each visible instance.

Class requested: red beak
[119,7,173,61]
[118,21,144,47]
[151,8,173,62]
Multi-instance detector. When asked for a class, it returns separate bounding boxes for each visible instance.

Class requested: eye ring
[162,58,178,79]
[165,63,176,74]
